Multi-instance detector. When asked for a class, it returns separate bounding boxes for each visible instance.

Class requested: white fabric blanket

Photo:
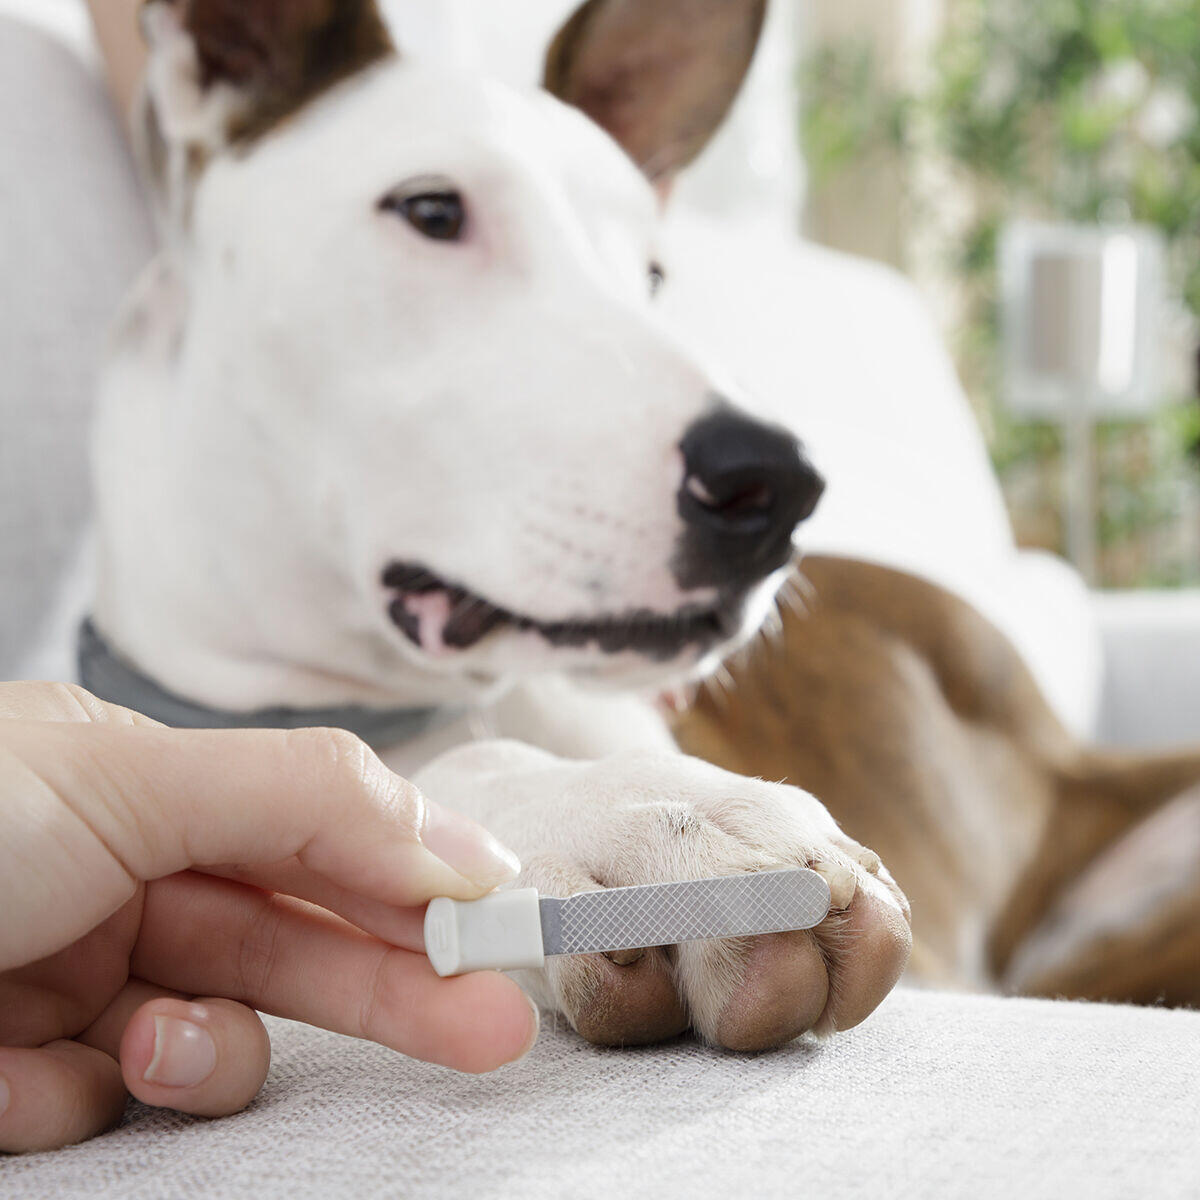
[4,988,1198,1199]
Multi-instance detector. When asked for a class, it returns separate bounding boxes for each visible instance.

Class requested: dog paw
[417,743,911,1051]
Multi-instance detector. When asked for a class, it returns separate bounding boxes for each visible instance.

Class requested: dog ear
[136,0,394,229]
[543,0,767,183]
[141,0,394,144]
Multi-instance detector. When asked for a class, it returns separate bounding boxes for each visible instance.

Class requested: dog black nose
[674,408,825,590]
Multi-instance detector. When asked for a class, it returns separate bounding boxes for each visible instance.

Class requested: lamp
[999,220,1166,582]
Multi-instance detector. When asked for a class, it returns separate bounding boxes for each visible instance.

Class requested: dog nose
[674,408,825,589]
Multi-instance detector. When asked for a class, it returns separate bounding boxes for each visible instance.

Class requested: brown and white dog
[73,0,1198,1057]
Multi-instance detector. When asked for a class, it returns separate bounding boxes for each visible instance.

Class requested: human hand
[0,682,536,1153]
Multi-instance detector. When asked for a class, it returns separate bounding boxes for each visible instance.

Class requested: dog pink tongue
[401,591,454,656]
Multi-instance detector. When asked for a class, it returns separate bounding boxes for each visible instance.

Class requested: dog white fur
[79,0,910,1048]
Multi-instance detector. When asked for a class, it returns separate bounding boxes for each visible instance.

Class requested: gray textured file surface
[538,868,831,957]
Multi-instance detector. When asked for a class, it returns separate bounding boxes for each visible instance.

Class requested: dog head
[96,0,824,708]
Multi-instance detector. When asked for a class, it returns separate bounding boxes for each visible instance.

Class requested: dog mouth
[382,562,737,660]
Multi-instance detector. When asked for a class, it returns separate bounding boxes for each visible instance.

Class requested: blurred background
[801,0,1200,588]
[5,0,1198,592]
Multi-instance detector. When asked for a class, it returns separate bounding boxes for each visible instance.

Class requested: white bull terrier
[82,0,911,1050]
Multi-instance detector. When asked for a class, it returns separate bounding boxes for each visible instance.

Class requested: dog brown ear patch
[543,0,766,181]
[155,0,395,142]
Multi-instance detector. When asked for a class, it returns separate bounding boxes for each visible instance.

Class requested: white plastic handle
[424,888,546,977]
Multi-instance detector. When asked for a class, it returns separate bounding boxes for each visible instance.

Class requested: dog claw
[856,847,882,874]
[605,948,647,966]
[811,857,858,910]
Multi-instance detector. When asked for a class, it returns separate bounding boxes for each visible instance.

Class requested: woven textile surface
[4,988,1198,1199]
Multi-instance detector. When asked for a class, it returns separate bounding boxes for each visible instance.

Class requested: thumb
[0,721,519,970]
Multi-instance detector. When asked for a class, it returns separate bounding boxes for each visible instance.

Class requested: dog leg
[413,739,911,1050]
[1000,786,1200,1004]
[986,750,1200,979]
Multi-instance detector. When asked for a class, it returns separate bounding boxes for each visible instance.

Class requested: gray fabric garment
[77,617,447,746]
[2,989,1199,1199]
[0,16,154,678]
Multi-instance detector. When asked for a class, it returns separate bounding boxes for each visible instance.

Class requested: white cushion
[0,16,153,676]
[2,988,1195,1199]
[1094,589,1200,747]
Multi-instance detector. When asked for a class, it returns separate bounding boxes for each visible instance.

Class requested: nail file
[423,867,831,977]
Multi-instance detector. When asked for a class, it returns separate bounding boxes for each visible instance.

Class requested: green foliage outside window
[801,0,1200,585]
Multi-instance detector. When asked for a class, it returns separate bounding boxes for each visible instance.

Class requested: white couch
[2,12,1199,1198]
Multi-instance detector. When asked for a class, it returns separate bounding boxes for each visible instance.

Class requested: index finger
[0,722,519,970]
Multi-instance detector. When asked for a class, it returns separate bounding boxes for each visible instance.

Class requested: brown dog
[676,556,1200,1005]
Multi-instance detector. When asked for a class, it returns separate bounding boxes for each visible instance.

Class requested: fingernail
[422,801,521,888]
[144,1015,217,1088]
[519,997,541,1061]
[0,1075,9,1119]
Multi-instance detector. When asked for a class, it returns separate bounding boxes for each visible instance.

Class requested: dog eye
[379,188,467,241]
[648,261,666,297]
